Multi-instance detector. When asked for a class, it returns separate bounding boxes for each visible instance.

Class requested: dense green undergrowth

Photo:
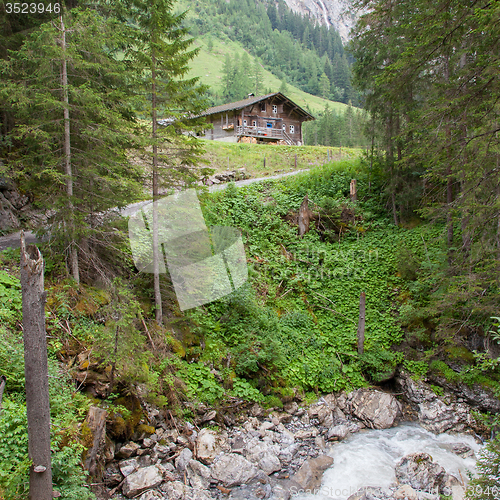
[1,156,500,497]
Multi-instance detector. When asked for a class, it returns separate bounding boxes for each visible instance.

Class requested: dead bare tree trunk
[357,292,366,355]
[20,232,53,500]
[298,195,311,236]
[0,375,6,407]
[83,406,107,479]
[350,179,357,202]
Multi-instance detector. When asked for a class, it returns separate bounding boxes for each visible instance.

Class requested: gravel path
[0,168,309,251]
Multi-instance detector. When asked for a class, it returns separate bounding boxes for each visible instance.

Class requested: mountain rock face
[281,0,359,42]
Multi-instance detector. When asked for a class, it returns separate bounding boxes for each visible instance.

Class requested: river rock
[394,484,418,500]
[211,452,258,487]
[245,437,280,463]
[327,424,349,441]
[122,465,163,498]
[291,455,334,491]
[348,389,400,429]
[259,452,281,474]
[161,480,214,500]
[119,458,139,477]
[395,453,445,493]
[137,491,164,500]
[196,428,229,464]
[186,459,211,490]
[317,406,334,427]
[117,441,140,459]
[450,443,475,458]
[103,463,122,486]
[417,399,472,434]
[174,447,192,471]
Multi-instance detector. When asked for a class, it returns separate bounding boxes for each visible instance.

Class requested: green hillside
[189,35,350,115]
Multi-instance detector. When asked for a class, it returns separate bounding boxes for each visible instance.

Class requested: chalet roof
[199,92,315,121]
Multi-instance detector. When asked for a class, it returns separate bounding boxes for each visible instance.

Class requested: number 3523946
[5,3,61,14]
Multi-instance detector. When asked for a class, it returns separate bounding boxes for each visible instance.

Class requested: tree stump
[20,232,53,500]
[83,406,107,479]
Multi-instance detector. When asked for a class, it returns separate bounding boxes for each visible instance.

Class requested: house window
[282,123,286,131]
[260,102,266,112]
[252,120,257,127]
[289,124,295,134]
[272,105,277,114]
[243,119,247,127]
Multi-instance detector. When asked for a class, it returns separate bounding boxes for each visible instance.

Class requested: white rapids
[292,422,482,500]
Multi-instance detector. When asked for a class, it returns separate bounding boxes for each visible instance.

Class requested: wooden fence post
[350,179,357,202]
[357,292,366,355]
[20,232,53,500]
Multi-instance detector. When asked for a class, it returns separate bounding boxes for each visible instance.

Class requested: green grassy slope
[188,35,350,116]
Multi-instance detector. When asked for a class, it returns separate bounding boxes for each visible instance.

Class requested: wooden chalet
[199,93,315,146]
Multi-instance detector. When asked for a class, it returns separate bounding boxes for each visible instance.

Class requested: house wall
[202,98,307,144]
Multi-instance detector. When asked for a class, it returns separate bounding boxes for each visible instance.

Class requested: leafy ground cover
[1,156,499,497]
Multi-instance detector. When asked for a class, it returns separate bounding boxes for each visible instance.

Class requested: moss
[136,424,155,436]
[263,395,283,409]
[107,395,144,440]
[445,346,475,364]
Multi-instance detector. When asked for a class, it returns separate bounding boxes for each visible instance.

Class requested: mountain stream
[294,422,482,500]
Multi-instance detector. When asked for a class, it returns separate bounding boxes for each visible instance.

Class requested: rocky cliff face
[281,0,359,43]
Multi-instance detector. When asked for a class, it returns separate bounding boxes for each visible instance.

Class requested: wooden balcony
[236,125,295,145]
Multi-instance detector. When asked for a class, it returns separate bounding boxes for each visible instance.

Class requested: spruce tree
[124,0,207,323]
[2,8,142,282]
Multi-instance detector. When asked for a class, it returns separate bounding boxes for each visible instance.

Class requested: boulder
[196,428,229,464]
[394,484,418,500]
[103,463,122,487]
[117,442,141,459]
[186,459,211,490]
[348,389,400,429]
[317,406,334,427]
[119,458,139,477]
[327,424,349,441]
[258,452,281,475]
[174,447,192,472]
[291,455,333,491]
[294,428,319,439]
[161,480,214,500]
[122,465,163,498]
[244,438,280,464]
[417,399,473,434]
[395,453,445,494]
[137,491,164,500]
[211,453,258,487]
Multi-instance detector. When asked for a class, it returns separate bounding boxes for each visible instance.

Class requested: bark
[357,292,366,356]
[83,406,107,479]
[20,232,53,500]
[298,195,311,236]
[151,46,163,324]
[60,16,79,284]
[0,375,6,407]
[350,179,357,202]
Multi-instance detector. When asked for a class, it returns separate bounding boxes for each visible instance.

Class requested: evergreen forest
[0,0,499,499]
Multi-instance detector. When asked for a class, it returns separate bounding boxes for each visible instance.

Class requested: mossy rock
[445,346,475,364]
[107,395,144,440]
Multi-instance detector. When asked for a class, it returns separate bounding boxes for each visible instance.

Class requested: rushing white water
[293,422,482,500]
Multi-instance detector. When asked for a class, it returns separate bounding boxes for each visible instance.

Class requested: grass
[199,140,362,177]
[187,35,351,116]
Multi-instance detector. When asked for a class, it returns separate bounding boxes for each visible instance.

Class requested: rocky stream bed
[83,371,499,500]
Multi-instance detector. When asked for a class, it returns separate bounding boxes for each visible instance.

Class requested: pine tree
[2,8,142,283]
[124,0,208,324]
